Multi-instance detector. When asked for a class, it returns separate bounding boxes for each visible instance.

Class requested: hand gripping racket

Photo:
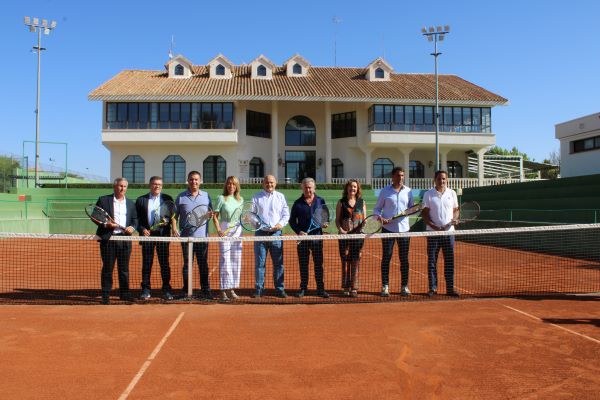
[85,204,127,230]
[186,203,213,228]
[305,204,331,234]
[240,203,271,232]
[360,203,424,234]
[149,200,177,232]
[220,202,246,236]
[443,201,480,229]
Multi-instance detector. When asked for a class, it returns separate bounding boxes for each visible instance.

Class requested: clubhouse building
[89,54,508,186]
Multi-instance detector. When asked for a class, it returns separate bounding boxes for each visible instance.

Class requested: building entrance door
[285,151,315,183]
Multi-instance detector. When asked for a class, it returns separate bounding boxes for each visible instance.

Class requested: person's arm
[212,196,223,237]
[335,200,346,234]
[289,201,301,235]
[136,197,150,237]
[171,195,181,237]
[273,193,290,231]
[125,201,137,235]
[407,190,414,209]
[373,189,387,223]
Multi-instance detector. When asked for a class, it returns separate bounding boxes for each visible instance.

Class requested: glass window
[394,106,404,130]
[150,103,159,129]
[332,111,356,138]
[127,103,138,128]
[216,64,225,76]
[414,106,424,127]
[222,103,233,129]
[285,151,316,182]
[203,155,226,183]
[122,155,145,183]
[249,157,264,178]
[138,103,149,129]
[332,158,344,178]
[462,107,472,131]
[285,116,316,146]
[202,103,213,128]
[373,158,394,179]
[191,103,200,129]
[257,65,267,76]
[409,160,424,178]
[424,106,434,126]
[117,103,128,127]
[405,106,414,125]
[174,64,184,76]
[159,103,170,128]
[453,107,462,130]
[162,155,186,183]
[247,110,271,138]
[482,108,491,133]
[181,103,191,128]
[106,103,117,128]
[293,63,302,74]
[472,108,481,132]
[447,161,463,178]
[375,68,384,79]
[443,107,453,126]
[213,103,223,128]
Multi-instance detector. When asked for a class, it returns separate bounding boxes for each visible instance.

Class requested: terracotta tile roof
[88,65,507,105]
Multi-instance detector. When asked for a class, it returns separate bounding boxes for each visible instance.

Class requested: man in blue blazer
[95,177,138,304]
[135,176,175,301]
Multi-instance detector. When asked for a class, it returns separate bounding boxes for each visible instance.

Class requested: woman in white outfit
[212,176,243,301]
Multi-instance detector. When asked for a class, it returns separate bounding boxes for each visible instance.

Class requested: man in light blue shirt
[251,175,290,298]
[373,167,414,297]
[174,170,213,299]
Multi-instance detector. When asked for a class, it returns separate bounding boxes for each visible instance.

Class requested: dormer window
[293,63,302,75]
[166,55,193,79]
[251,55,275,79]
[216,64,225,76]
[375,67,384,79]
[365,57,393,81]
[284,54,310,77]
[257,65,267,76]
[175,64,184,76]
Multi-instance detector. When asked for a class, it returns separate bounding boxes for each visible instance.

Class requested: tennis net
[0,224,599,304]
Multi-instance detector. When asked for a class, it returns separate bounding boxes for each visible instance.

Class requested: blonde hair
[342,179,362,201]
[222,176,241,201]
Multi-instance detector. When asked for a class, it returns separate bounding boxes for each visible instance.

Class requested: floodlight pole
[24,17,57,188]
[422,26,449,172]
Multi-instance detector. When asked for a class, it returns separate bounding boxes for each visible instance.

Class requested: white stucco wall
[555,112,600,178]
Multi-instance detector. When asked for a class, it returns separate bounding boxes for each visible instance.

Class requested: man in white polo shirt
[422,170,460,297]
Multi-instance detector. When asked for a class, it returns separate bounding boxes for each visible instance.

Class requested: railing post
[187,239,193,298]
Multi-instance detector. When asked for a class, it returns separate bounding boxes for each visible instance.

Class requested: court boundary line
[118,311,185,400]
[501,304,600,345]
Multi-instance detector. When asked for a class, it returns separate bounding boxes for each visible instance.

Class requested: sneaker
[428,289,437,297]
[119,293,134,303]
[219,291,230,302]
[317,290,330,299]
[201,290,213,300]
[295,289,305,298]
[228,289,239,300]
[139,290,151,300]
[101,296,110,305]
[350,289,358,298]
[343,288,350,297]
[381,285,390,297]
[276,290,288,298]
[447,290,460,298]
[163,292,174,301]
[252,289,263,298]
[400,286,411,296]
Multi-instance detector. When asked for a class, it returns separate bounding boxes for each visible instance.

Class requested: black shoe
[447,290,460,298]
[428,289,437,297]
[163,291,174,301]
[139,290,151,300]
[295,289,305,298]
[201,290,213,300]
[317,290,330,299]
[101,296,110,305]
[120,293,134,302]
[252,289,263,298]
[276,290,288,299]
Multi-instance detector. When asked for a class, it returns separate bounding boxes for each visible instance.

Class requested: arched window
[332,158,344,179]
[257,65,267,76]
[375,67,385,79]
[373,158,394,179]
[285,115,316,146]
[203,155,226,183]
[292,63,302,74]
[216,64,225,76]
[162,155,186,183]
[122,155,145,183]
[447,161,463,178]
[174,64,184,76]
[249,157,264,178]
[409,160,425,178]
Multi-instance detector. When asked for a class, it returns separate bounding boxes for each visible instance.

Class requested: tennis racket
[185,203,213,228]
[305,204,331,234]
[148,200,177,231]
[84,204,127,230]
[360,204,424,234]
[442,201,480,229]
[240,203,271,232]
[220,202,246,236]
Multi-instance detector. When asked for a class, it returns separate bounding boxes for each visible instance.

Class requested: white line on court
[118,311,185,400]
[501,304,600,345]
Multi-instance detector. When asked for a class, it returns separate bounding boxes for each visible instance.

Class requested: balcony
[102,129,239,145]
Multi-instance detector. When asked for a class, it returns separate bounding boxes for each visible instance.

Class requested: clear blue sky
[2,0,599,178]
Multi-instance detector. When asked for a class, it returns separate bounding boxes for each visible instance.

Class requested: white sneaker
[219,291,230,302]
[381,285,390,297]
[400,286,411,296]
[228,289,239,300]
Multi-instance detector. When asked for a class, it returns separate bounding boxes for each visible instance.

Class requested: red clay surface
[1,297,599,399]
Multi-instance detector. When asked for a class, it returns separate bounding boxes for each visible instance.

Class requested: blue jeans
[254,230,284,292]
[381,228,410,287]
[180,242,209,292]
[427,235,455,292]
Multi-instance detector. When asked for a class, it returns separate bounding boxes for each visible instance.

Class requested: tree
[486,145,532,161]
[542,149,560,179]
[0,155,20,192]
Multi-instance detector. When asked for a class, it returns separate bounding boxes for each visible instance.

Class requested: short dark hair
[434,170,448,179]
[187,170,201,179]
[149,176,162,184]
[391,166,404,175]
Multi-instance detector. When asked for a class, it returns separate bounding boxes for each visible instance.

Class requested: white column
[440,149,449,171]
[365,148,373,184]
[400,148,413,187]
[519,156,524,181]
[477,148,486,186]
[271,101,279,178]
[324,102,332,183]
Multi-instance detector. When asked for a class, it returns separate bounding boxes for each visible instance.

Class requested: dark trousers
[427,235,455,291]
[381,228,410,287]
[141,241,171,292]
[180,242,209,292]
[100,239,131,296]
[297,239,324,291]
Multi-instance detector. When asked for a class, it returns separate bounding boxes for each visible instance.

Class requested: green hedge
[40,182,372,190]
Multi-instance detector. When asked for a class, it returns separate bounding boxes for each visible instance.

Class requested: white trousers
[219,221,242,289]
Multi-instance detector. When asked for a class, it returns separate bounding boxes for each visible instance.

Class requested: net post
[187,239,193,298]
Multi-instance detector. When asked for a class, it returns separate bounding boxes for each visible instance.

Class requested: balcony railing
[368,123,491,133]
[371,177,539,190]
[105,120,235,130]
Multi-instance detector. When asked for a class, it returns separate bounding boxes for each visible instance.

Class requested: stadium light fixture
[422,24,450,172]
[23,16,57,188]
